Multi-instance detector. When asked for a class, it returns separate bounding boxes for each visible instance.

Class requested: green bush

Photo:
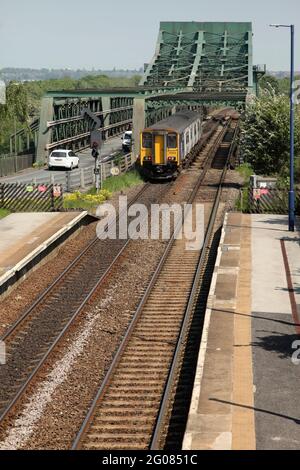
[240,90,300,177]
[236,162,253,180]
[63,189,112,210]
[32,160,45,169]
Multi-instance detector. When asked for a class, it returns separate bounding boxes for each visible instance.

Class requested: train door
[154,135,165,165]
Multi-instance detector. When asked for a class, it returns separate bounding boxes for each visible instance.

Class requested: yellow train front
[139,111,202,180]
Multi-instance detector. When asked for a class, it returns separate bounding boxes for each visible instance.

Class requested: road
[0,136,123,186]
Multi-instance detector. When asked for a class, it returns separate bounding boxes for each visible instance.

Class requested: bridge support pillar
[132,98,146,164]
[101,97,111,141]
[37,96,54,162]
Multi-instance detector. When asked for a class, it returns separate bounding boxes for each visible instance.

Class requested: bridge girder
[36,88,186,161]
[33,22,262,161]
[140,22,256,95]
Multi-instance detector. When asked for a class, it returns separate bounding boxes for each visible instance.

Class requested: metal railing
[3,153,134,192]
[65,152,133,192]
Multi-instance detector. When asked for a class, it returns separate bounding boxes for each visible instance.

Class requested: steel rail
[0,182,152,424]
[0,182,150,344]
[0,117,227,427]
[72,119,231,450]
[150,120,240,449]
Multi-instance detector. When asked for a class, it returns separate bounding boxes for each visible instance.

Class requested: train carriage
[139,111,202,180]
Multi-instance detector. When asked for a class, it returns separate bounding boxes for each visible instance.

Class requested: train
[138,110,203,180]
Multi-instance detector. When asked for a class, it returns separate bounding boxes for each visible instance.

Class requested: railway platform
[183,212,300,450]
[0,211,89,294]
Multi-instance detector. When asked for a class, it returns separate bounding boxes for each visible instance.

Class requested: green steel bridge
[14,21,265,161]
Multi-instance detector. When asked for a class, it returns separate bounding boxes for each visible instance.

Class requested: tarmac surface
[251,215,300,450]
[183,213,300,450]
[0,212,86,284]
[0,136,122,186]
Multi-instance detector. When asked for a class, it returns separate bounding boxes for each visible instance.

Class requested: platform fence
[238,188,300,214]
[0,183,63,212]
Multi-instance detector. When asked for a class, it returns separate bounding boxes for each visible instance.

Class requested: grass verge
[0,209,10,219]
[236,162,253,180]
[64,170,143,210]
[235,163,253,212]
[101,170,143,193]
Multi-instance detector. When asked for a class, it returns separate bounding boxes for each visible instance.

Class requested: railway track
[151,120,240,449]
[72,119,239,450]
[0,182,172,425]
[0,114,235,448]
[0,115,223,430]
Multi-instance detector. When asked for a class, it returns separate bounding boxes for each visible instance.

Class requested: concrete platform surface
[0,212,87,287]
[183,213,300,450]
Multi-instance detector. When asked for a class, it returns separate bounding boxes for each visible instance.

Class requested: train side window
[142,132,152,148]
[185,131,190,145]
[167,133,177,148]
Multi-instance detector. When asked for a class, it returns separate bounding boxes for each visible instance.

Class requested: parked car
[121,131,132,152]
[48,149,79,170]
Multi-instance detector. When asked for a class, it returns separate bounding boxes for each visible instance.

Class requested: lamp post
[270,24,295,231]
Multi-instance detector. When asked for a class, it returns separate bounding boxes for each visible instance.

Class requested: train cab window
[142,132,152,148]
[167,133,177,148]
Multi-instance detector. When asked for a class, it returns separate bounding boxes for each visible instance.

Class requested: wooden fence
[65,152,133,192]
[0,183,63,212]
[0,153,35,177]
[100,152,133,183]
[0,153,134,193]
[240,188,300,214]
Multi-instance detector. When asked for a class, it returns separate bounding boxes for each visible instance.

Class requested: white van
[121,131,132,152]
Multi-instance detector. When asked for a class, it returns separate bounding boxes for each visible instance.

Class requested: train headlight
[144,156,152,161]
[167,156,176,162]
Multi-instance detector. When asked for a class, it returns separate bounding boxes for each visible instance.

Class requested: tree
[259,75,280,94]
[0,82,29,153]
[0,74,143,153]
[240,90,300,178]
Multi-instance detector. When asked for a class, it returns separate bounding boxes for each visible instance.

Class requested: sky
[0,0,299,71]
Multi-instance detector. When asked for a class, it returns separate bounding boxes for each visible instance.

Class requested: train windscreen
[142,133,152,148]
[167,134,177,148]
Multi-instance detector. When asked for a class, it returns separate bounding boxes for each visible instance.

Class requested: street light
[270,24,295,231]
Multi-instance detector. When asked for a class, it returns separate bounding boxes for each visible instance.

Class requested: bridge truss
[26,22,262,161]
[141,22,255,93]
